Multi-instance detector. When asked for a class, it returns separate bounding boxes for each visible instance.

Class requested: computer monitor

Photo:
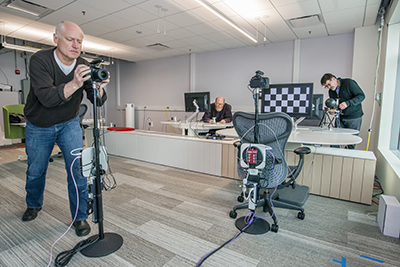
[311,94,324,120]
[184,92,210,112]
[299,94,324,126]
[261,83,314,118]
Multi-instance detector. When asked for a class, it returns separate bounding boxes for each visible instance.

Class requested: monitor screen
[184,92,210,112]
[261,83,314,118]
[311,94,324,120]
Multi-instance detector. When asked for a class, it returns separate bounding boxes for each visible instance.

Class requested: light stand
[80,81,123,257]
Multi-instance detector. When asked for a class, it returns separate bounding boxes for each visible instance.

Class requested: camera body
[249,70,269,89]
[325,98,338,109]
[87,59,109,83]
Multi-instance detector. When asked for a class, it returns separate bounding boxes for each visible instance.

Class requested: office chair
[49,103,88,162]
[228,111,310,234]
[2,104,26,160]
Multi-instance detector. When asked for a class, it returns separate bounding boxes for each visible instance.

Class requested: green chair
[2,104,26,160]
[2,104,25,139]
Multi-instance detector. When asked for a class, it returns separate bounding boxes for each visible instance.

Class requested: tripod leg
[263,191,278,225]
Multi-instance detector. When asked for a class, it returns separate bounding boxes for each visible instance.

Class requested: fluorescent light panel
[194,0,257,43]
[1,0,54,17]
[2,42,41,53]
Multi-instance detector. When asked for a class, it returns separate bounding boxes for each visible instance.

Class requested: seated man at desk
[202,96,232,124]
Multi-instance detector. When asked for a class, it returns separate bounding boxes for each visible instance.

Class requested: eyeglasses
[323,78,333,89]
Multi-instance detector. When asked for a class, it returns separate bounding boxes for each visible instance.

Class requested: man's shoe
[22,207,42,221]
[73,220,91,237]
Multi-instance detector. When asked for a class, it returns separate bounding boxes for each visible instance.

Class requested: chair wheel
[237,195,244,202]
[49,158,54,162]
[297,211,305,220]
[271,224,279,233]
[229,210,237,219]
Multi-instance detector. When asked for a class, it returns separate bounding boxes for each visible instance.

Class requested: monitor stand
[292,117,305,131]
[185,100,199,124]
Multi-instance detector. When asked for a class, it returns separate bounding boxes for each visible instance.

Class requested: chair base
[235,216,270,235]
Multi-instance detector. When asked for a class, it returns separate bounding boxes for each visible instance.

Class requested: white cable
[366,9,385,150]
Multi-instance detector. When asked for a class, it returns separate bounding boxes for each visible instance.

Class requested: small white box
[377,195,400,238]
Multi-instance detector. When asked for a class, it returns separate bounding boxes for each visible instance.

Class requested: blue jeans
[25,116,88,221]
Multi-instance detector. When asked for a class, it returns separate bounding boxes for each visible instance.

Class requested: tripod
[319,107,340,128]
[79,81,123,257]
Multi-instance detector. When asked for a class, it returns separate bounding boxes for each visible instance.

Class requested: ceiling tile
[270,0,310,7]
[79,0,131,14]
[112,6,156,24]
[318,0,366,12]
[326,20,362,35]
[219,0,274,16]
[179,35,210,45]
[80,22,115,37]
[291,24,327,38]
[49,2,107,22]
[29,0,76,10]
[0,0,385,62]
[90,15,135,31]
[165,11,203,27]
[136,0,183,16]
[323,7,364,24]
[185,23,220,35]
[99,24,154,41]
[276,0,321,20]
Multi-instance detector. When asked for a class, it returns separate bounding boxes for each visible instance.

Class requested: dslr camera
[249,70,269,89]
[86,59,109,83]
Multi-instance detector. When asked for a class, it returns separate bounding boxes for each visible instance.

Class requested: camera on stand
[249,70,269,89]
[86,59,109,82]
[319,98,341,128]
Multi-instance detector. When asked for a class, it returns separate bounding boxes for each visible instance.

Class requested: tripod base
[235,216,270,235]
[81,232,123,257]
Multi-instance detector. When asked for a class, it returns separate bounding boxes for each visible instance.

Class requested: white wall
[108,33,356,134]
[0,50,30,94]
[352,25,380,151]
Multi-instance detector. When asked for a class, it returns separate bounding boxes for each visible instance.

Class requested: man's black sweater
[328,78,365,119]
[24,48,107,127]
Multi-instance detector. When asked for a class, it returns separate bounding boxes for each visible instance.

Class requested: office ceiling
[0,0,386,62]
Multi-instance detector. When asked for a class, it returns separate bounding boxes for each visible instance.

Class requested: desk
[161,121,233,136]
[86,128,375,204]
[295,126,359,134]
[216,127,362,146]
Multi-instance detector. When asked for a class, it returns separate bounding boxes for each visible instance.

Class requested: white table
[161,121,233,136]
[295,126,359,135]
[216,127,362,146]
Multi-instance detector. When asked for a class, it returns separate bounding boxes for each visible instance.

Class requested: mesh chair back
[233,111,292,188]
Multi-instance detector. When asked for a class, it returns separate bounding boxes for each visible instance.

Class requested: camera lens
[92,68,108,82]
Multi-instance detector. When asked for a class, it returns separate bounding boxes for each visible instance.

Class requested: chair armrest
[294,146,311,155]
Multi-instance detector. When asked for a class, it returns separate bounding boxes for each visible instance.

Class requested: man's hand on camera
[75,64,91,86]
[64,64,91,99]
[339,102,348,110]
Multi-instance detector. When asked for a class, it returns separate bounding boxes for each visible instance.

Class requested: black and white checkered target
[263,86,310,114]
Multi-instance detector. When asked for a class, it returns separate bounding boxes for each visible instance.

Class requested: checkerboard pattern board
[263,86,311,114]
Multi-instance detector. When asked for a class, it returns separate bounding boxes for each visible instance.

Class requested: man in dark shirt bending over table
[22,21,108,236]
[321,73,365,149]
